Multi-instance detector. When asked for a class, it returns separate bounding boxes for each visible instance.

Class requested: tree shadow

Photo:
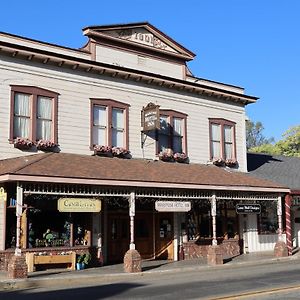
[0,282,145,300]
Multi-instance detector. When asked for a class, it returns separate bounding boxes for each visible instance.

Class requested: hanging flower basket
[212,157,225,167]
[225,158,238,168]
[174,152,189,164]
[159,149,174,162]
[13,137,34,150]
[112,147,130,158]
[36,140,59,152]
[93,145,112,157]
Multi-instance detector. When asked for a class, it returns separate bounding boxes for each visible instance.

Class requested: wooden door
[155,212,174,260]
[135,212,154,259]
[107,214,129,263]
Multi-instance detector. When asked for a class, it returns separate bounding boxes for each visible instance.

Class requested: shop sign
[141,102,160,132]
[58,198,101,212]
[293,197,300,206]
[236,204,261,214]
[0,187,7,203]
[155,201,191,212]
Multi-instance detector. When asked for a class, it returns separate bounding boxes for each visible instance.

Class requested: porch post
[285,194,293,255]
[123,191,141,273]
[207,193,223,265]
[211,193,217,246]
[129,191,135,250]
[274,196,288,257]
[277,195,283,241]
[15,185,23,256]
[8,184,28,278]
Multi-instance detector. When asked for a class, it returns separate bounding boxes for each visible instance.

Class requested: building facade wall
[0,55,248,171]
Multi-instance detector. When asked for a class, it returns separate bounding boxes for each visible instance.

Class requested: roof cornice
[0,39,258,105]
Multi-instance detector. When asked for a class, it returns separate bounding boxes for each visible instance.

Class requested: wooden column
[15,185,23,256]
[207,193,223,265]
[8,184,28,278]
[123,191,141,273]
[285,194,293,255]
[129,191,135,250]
[277,196,283,241]
[211,194,217,246]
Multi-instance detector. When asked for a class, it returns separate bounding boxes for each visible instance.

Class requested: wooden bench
[26,252,76,272]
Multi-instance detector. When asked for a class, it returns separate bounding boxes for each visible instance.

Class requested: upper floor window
[209,118,236,160]
[91,99,129,149]
[10,86,58,142]
[157,110,187,154]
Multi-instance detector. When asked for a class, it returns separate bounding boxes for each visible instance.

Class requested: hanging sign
[155,201,191,212]
[141,102,160,131]
[0,187,7,203]
[236,204,261,214]
[58,198,101,212]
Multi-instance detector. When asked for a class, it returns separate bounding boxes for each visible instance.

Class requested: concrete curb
[1,254,299,291]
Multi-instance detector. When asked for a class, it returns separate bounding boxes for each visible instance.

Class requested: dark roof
[247,153,300,191]
[0,153,287,191]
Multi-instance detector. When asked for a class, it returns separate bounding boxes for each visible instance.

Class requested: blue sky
[0,1,299,141]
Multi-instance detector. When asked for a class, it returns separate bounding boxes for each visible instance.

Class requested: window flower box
[93,145,112,157]
[159,149,174,162]
[13,137,34,150]
[212,157,225,167]
[112,147,130,158]
[225,158,238,168]
[36,140,59,152]
[174,152,189,164]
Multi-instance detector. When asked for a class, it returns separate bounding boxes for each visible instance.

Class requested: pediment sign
[104,28,178,54]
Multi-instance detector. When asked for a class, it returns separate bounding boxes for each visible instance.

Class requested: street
[1,259,300,299]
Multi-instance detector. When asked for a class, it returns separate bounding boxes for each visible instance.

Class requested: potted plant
[212,157,225,167]
[93,145,112,157]
[174,152,189,164]
[36,139,59,152]
[112,147,130,158]
[13,137,34,150]
[76,254,85,270]
[83,253,91,267]
[159,149,174,162]
[225,158,238,168]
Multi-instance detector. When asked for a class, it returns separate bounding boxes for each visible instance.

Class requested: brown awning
[0,153,289,193]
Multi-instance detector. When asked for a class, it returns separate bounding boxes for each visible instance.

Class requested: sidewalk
[1,251,299,291]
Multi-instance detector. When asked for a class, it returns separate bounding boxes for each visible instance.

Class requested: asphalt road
[1,259,300,299]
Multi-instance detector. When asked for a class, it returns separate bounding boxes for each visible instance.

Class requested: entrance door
[107,214,129,263]
[135,213,154,259]
[155,212,174,260]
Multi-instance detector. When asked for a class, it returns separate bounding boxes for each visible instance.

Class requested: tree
[247,124,300,157]
[275,125,300,157]
[246,120,274,150]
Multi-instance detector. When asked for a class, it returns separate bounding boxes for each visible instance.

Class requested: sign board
[293,197,300,206]
[141,102,160,131]
[155,201,191,212]
[0,187,7,203]
[236,204,261,214]
[58,198,101,213]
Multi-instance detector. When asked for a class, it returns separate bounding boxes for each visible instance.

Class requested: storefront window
[6,194,92,249]
[258,203,279,234]
[185,202,239,241]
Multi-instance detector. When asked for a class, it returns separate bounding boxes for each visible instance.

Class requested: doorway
[155,212,174,260]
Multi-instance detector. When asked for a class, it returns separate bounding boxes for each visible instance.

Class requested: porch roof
[0,153,289,193]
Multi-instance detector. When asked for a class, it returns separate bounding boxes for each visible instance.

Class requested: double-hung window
[91,99,129,148]
[10,86,58,142]
[209,118,236,160]
[157,110,187,154]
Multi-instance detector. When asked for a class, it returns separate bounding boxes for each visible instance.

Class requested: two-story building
[0,22,289,273]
